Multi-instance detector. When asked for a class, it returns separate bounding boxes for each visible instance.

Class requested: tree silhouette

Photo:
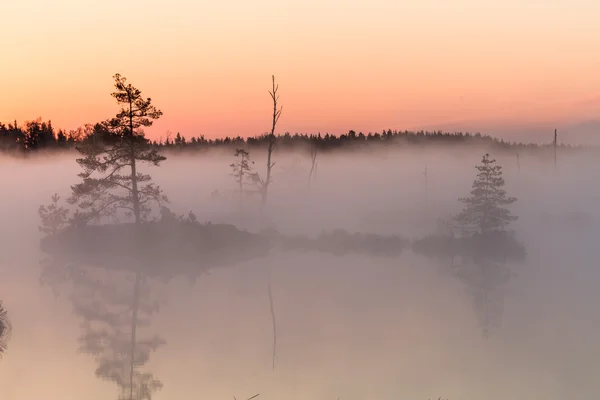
[0,114,585,156]
[68,73,167,224]
[65,73,168,400]
[38,193,71,235]
[455,153,517,235]
[230,148,255,211]
[0,300,10,357]
[251,75,282,214]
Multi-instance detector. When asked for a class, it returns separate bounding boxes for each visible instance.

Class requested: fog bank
[1,144,599,399]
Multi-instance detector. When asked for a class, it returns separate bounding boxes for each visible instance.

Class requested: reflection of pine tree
[41,261,166,400]
[454,259,511,338]
[72,267,165,400]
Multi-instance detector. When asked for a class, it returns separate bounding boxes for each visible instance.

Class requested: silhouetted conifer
[68,73,168,224]
[455,153,517,235]
[230,148,255,211]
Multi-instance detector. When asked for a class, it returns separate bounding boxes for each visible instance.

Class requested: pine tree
[38,193,71,235]
[68,73,168,225]
[230,148,254,211]
[455,153,517,235]
[0,300,10,357]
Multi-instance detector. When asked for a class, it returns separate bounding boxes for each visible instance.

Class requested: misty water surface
[1,145,600,399]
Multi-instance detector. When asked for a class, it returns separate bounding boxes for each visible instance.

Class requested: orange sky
[1,0,600,142]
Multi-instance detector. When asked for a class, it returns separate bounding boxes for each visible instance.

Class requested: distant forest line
[0,118,592,156]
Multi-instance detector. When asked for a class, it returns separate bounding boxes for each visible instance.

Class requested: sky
[1,0,600,143]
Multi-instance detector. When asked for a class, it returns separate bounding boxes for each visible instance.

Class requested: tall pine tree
[68,73,167,224]
[455,153,517,235]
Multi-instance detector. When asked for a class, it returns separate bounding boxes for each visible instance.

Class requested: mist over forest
[1,74,600,400]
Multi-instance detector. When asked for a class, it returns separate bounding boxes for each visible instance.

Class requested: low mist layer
[1,141,599,400]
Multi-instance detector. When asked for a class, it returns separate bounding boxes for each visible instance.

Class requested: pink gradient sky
[1,0,599,143]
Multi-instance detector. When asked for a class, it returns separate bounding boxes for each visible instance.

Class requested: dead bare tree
[249,77,282,372]
[251,75,282,215]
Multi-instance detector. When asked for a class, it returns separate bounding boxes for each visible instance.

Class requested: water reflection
[451,258,513,339]
[40,258,167,400]
[1,245,599,399]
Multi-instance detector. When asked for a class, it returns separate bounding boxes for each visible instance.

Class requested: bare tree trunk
[259,75,282,214]
[261,133,275,212]
[259,77,281,373]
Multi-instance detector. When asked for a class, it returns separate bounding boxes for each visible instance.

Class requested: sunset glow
[2,0,600,142]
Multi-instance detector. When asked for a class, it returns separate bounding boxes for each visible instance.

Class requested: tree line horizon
[0,117,588,156]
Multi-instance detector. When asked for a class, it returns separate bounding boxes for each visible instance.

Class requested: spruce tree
[455,153,517,235]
